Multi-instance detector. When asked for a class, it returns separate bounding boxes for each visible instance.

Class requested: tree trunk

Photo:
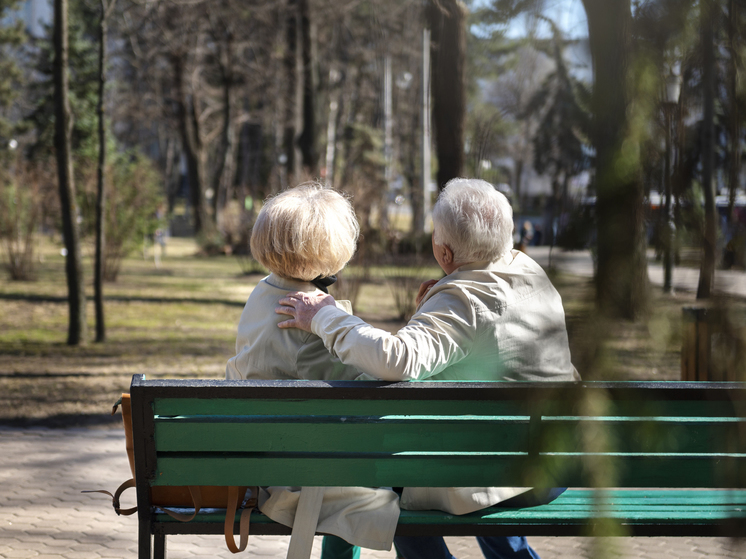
[94,0,115,343]
[427,0,466,191]
[340,68,364,189]
[283,0,299,183]
[583,0,649,319]
[324,69,342,187]
[663,105,674,293]
[296,0,318,175]
[726,0,740,239]
[188,97,211,236]
[408,60,424,235]
[514,158,524,209]
[379,53,393,231]
[54,0,87,345]
[213,31,237,223]
[419,25,432,234]
[271,4,288,192]
[697,0,718,299]
[172,54,209,236]
[163,135,178,213]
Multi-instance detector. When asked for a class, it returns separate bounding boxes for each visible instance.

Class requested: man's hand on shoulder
[277,291,336,332]
[416,279,439,307]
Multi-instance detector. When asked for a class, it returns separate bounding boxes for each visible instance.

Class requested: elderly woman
[226,183,399,558]
[227,182,363,381]
[276,178,579,559]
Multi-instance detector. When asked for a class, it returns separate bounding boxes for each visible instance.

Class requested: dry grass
[1,236,742,427]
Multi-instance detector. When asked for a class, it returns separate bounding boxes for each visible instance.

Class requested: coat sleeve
[310,289,476,381]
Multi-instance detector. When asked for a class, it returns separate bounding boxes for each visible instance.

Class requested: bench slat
[152,490,746,538]
[539,418,744,454]
[152,415,742,455]
[153,398,530,417]
[152,453,746,488]
[152,397,742,419]
[154,416,531,453]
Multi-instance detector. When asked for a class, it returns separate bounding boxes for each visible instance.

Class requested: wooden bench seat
[128,375,746,558]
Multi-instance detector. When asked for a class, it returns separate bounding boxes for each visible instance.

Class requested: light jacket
[226,273,360,381]
[310,249,579,514]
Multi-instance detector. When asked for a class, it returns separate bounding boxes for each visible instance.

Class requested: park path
[529,246,746,299]
[1,427,744,559]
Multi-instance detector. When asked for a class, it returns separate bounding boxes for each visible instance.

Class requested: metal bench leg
[138,520,151,559]
[153,532,166,559]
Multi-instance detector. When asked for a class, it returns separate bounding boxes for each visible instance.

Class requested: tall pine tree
[28,0,99,160]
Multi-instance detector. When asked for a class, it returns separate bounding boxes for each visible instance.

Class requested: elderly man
[277,178,579,559]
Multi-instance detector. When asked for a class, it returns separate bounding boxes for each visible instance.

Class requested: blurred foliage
[556,204,595,250]
[25,0,99,161]
[525,18,591,182]
[341,122,387,251]
[0,0,25,151]
[219,200,253,253]
[330,265,367,309]
[0,157,41,280]
[383,262,431,321]
[464,102,511,183]
[235,254,266,276]
[77,150,164,281]
[393,231,435,259]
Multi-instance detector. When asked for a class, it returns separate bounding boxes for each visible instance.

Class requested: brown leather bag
[86,394,257,554]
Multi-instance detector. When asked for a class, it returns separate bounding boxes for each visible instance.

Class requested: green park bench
[127,374,746,559]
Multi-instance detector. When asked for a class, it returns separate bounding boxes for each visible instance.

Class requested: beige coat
[226,273,361,381]
[226,273,399,550]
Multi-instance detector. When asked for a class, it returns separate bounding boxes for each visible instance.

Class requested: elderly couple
[226,178,579,559]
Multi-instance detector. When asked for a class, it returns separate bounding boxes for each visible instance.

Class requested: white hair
[250,182,360,280]
[432,178,514,263]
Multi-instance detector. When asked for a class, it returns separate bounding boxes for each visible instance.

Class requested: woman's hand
[416,279,439,306]
[276,291,336,332]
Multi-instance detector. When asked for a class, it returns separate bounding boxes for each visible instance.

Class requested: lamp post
[663,71,681,293]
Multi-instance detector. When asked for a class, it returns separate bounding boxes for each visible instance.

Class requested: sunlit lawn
[1,235,740,425]
[0,237,429,424]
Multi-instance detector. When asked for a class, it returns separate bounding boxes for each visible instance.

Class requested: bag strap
[286,487,325,559]
[84,482,253,548]
[82,478,138,516]
[159,485,203,522]
[162,486,254,553]
[224,485,253,553]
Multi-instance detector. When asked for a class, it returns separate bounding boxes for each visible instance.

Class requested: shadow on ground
[0,413,121,429]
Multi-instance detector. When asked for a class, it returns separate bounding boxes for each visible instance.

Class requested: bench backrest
[129,375,746,491]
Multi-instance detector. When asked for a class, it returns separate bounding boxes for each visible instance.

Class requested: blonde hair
[250,182,360,280]
[432,178,514,263]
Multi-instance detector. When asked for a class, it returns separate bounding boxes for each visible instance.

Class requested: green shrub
[0,159,43,281]
[79,151,164,281]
